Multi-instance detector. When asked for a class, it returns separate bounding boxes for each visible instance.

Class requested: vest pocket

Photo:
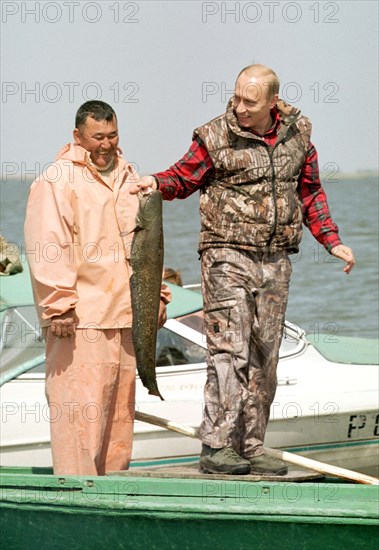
[204,298,244,355]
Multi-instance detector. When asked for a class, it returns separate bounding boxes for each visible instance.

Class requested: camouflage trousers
[198,247,292,458]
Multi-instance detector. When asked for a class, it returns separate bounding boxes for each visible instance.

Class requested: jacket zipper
[267,146,277,244]
[265,131,289,245]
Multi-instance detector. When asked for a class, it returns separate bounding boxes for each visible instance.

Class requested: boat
[1,262,378,549]
[1,261,379,476]
[1,463,378,550]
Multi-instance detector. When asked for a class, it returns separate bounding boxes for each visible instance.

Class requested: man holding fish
[131,64,355,476]
[24,100,170,476]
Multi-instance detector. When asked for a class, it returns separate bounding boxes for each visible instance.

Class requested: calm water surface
[1,176,378,338]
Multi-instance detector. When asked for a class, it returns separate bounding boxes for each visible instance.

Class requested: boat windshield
[157,311,207,366]
[0,305,45,378]
[2,305,304,378]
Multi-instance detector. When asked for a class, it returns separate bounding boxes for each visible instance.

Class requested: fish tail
[148,387,165,401]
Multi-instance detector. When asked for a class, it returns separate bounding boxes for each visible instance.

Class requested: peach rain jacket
[24,144,169,475]
[25,143,142,329]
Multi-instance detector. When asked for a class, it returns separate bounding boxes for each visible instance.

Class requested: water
[163,176,379,340]
[1,176,378,338]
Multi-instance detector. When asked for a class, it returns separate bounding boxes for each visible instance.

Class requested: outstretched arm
[299,144,355,274]
[129,137,214,198]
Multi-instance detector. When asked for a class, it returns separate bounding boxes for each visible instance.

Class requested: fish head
[136,190,163,229]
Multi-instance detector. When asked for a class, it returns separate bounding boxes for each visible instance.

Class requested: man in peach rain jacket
[24,101,170,476]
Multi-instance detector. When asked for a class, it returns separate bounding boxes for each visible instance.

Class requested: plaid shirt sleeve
[299,143,342,252]
[153,137,214,200]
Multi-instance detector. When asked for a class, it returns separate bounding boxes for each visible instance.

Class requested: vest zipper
[266,130,289,246]
[267,147,277,245]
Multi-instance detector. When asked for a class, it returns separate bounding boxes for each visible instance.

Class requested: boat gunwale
[0,469,378,522]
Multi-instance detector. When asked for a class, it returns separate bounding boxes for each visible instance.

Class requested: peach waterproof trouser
[44,327,136,476]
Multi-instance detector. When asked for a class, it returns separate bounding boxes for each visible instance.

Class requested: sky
[1,0,378,181]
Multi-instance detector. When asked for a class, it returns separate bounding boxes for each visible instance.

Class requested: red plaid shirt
[154,111,341,251]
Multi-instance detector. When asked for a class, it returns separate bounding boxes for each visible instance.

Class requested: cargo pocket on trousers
[204,298,244,355]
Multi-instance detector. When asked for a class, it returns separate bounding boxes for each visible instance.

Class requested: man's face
[232,73,278,131]
[73,115,119,169]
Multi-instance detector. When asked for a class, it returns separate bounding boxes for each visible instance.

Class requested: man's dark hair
[75,100,117,129]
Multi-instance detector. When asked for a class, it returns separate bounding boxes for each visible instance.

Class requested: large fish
[130,190,164,400]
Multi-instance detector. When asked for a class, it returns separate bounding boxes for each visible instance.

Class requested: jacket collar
[55,143,124,166]
[55,143,130,189]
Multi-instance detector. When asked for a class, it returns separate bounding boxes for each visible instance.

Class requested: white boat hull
[1,419,377,477]
[1,366,378,476]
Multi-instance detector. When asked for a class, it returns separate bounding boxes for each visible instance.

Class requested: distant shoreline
[1,171,378,183]
[320,170,378,181]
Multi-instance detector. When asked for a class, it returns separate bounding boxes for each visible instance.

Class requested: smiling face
[232,71,278,134]
[73,115,119,170]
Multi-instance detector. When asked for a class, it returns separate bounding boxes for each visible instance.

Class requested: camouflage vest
[194,99,312,253]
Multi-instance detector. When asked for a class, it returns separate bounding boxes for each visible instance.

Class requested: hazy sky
[1,0,378,179]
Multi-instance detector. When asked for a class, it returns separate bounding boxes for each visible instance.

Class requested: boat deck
[108,461,323,482]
